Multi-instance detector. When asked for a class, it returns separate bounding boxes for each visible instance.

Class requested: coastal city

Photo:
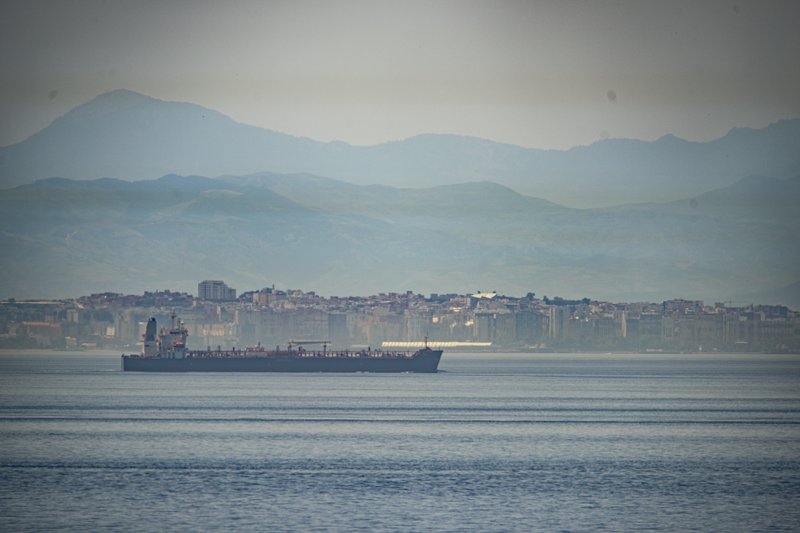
[1,280,798,354]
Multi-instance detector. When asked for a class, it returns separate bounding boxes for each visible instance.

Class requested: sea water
[1,351,799,531]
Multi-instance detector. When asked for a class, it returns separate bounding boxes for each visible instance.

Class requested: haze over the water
[1,0,798,150]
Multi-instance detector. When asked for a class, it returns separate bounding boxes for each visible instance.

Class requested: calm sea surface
[1,351,799,532]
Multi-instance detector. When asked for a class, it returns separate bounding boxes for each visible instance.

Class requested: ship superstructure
[140,312,190,359]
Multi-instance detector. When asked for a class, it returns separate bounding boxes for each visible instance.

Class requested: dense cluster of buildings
[1,282,798,353]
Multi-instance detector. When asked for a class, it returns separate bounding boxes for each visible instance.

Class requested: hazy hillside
[0,90,322,188]
[1,173,797,307]
[2,90,799,207]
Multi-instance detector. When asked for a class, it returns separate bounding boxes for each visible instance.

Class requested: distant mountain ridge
[1,172,797,307]
[1,89,798,207]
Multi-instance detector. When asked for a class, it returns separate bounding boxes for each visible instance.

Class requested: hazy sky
[1,0,798,149]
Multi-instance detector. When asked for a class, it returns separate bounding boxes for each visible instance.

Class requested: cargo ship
[121,315,442,373]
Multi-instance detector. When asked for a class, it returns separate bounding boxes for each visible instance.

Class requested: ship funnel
[143,317,158,357]
[144,317,157,342]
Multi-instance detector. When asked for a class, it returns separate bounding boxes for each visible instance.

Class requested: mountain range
[1,89,798,305]
[1,172,798,307]
[2,89,799,207]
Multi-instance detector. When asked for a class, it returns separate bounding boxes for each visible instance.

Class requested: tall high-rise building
[198,280,236,301]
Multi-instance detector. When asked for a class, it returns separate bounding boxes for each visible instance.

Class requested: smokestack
[143,317,158,357]
[144,317,157,342]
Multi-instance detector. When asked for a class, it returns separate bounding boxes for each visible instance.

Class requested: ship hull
[122,349,442,373]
